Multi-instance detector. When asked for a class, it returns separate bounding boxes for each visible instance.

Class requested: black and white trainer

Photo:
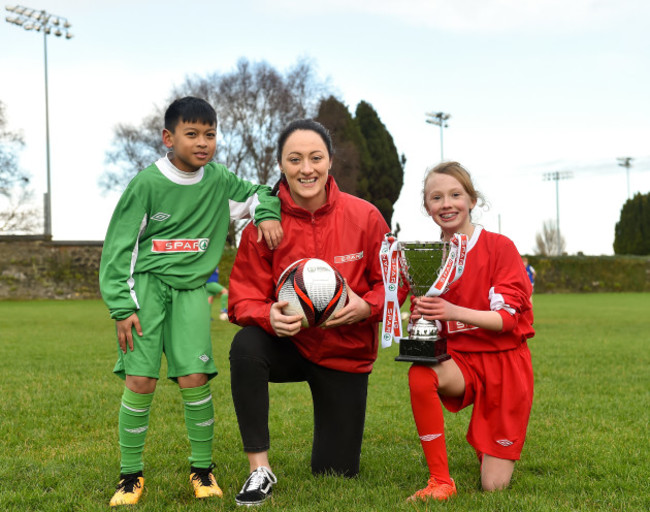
[235,466,277,506]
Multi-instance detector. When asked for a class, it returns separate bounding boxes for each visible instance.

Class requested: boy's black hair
[164,96,217,132]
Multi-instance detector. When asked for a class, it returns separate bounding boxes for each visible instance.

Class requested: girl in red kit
[406,161,534,502]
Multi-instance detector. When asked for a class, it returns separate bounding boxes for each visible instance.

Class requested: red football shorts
[441,342,534,460]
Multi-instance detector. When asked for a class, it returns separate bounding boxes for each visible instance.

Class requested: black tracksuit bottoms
[229,325,369,477]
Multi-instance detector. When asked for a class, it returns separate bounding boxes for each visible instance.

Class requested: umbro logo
[124,426,148,434]
[151,212,171,221]
[199,354,210,363]
[420,433,442,442]
[196,419,215,427]
[496,439,514,447]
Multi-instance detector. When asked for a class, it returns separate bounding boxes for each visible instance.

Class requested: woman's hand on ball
[270,301,303,337]
[322,281,371,329]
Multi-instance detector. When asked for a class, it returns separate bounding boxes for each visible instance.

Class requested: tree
[0,187,41,234]
[0,101,28,195]
[354,101,404,228]
[315,96,369,195]
[535,219,566,256]
[100,110,164,192]
[0,100,39,234]
[100,57,328,194]
[315,97,405,229]
[614,192,650,255]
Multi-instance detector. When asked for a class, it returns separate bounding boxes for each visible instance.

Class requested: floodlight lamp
[6,5,17,12]
[63,20,70,28]
[23,22,32,29]
[65,32,73,39]
[52,16,59,25]
[54,28,61,36]
[43,26,50,33]
[14,5,25,14]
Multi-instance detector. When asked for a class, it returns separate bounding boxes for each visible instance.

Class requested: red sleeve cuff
[497,308,517,332]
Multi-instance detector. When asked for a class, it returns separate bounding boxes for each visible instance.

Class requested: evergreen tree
[354,101,404,227]
[614,192,650,255]
[315,96,369,195]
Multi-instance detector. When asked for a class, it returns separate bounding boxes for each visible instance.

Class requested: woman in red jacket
[227,119,402,506]
[406,161,534,502]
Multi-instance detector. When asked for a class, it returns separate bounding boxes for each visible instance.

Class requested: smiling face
[162,120,216,173]
[424,171,477,239]
[279,129,331,212]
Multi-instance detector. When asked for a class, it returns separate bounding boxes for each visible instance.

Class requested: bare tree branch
[535,219,566,256]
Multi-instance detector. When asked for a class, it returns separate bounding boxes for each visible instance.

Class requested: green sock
[118,387,154,475]
[180,382,214,469]
[220,293,228,311]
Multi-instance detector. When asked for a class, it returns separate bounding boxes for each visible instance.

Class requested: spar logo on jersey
[446,320,479,333]
[151,238,209,253]
[334,251,363,264]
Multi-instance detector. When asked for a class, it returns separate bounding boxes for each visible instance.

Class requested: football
[276,258,347,327]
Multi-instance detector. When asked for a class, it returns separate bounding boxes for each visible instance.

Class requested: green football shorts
[113,273,218,382]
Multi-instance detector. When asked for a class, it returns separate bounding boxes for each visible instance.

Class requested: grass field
[1,293,648,511]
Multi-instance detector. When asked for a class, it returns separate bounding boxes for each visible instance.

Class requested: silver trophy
[395,241,453,364]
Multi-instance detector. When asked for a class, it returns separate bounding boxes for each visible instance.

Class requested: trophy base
[395,337,451,365]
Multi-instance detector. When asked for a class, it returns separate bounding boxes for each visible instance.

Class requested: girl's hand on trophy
[416,296,455,321]
[409,296,421,321]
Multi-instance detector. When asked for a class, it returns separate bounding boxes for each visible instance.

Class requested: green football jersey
[99,156,280,320]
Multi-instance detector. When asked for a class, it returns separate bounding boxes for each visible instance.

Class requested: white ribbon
[379,234,403,348]
[424,233,468,297]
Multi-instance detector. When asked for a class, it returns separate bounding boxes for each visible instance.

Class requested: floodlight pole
[543,171,573,236]
[5,5,73,239]
[43,27,51,238]
[617,157,633,199]
[425,111,451,161]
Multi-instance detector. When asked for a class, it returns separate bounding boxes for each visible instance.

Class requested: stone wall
[2,238,649,300]
[0,237,103,300]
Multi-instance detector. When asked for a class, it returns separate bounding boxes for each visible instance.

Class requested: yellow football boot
[109,473,144,506]
[190,463,223,499]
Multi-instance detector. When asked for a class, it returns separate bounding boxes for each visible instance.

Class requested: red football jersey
[440,226,534,352]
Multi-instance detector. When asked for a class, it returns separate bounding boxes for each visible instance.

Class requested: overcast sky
[1,0,649,255]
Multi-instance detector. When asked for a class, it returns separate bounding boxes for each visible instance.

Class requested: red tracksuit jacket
[229,177,405,373]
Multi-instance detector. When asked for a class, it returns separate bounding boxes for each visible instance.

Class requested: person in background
[206,268,229,321]
[406,161,534,502]
[522,256,536,294]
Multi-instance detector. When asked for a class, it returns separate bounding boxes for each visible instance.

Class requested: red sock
[408,365,452,486]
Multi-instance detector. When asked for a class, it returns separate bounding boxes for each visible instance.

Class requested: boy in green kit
[99,96,283,507]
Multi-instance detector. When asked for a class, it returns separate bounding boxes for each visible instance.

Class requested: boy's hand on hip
[116,313,143,353]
